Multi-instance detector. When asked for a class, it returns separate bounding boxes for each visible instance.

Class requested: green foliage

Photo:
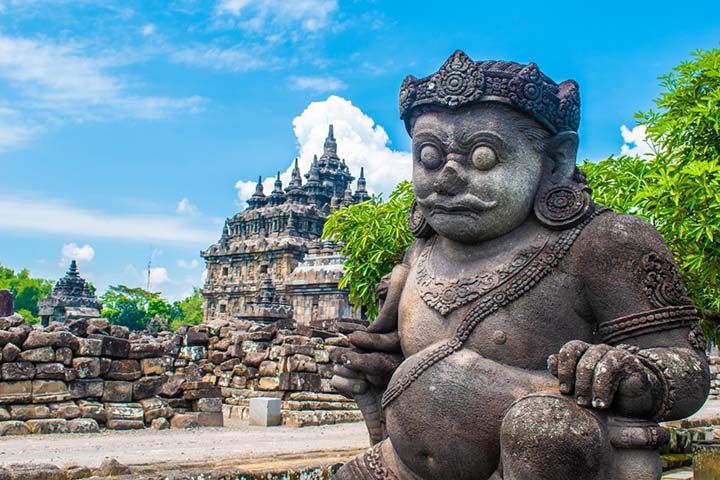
[171,288,204,331]
[582,47,720,342]
[323,181,415,319]
[0,264,53,323]
[100,284,203,331]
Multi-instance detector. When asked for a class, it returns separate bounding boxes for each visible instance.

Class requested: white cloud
[0,35,204,120]
[176,197,199,216]
[170,45,268,72]
[149,267,170,286]
[215,0,338,32]
[235,95,411,204]
[289,76,347,93]
[620,124,654,157]
[141,23,156,36]
[0,195,218,246]
[177,258,200,269]
[61,242,95,264]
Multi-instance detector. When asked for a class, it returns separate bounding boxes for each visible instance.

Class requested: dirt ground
[0,418,369,470]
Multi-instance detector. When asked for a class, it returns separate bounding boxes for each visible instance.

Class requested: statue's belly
[385,344,555,480]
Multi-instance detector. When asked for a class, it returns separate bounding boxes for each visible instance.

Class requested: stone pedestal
[248,397,281,427]
[0,290,13,317]
[694,441,720,480]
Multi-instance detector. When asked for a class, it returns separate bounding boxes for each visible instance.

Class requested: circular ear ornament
[408,199,434,238]
[534,179,594,230]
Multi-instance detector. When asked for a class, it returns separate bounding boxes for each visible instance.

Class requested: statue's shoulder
[573,207,674,267]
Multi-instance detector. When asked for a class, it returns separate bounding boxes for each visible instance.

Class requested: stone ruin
[0,286,360,436]
[38,261,102,326]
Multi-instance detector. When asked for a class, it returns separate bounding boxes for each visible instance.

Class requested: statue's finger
[547,354,559,377]
[329,346,353,364]
[368,264,409,334]
[343,351,403,377]
[331,375,369,396]
[590,348,632,410]
[349,330,401,352]
[574,344,612,407]
[333,364,366,380]
[557,340,590,395]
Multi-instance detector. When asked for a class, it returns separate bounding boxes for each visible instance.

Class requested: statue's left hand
[548,340,657,417]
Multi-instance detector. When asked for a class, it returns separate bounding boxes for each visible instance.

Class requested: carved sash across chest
[382,210,605,409]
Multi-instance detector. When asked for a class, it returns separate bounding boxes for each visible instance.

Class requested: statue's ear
[548,131,578,179]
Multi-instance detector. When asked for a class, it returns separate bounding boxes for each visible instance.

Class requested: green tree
[171,288,204,330]
[582,47,720,341]
[100,285,176,331]
[323,181,415,319]
[0,264,53,323]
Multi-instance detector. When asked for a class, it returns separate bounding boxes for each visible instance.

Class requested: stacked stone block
[708,356,720,400]
[0,313,223,436]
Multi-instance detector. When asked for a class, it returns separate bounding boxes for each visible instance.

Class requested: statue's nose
[434,158,467,195]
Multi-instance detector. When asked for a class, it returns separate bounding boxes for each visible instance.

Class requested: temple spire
[323,124,337,157]
[247,176,267,209]
[67,260,79,277]
[354,167,370,202]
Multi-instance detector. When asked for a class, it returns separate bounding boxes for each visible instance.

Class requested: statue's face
[412,103,551,244]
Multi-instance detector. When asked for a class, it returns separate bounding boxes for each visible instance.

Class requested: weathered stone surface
[279,372,321,392]
[95,458,131,477]
[102,381,133,403]
[139,397,173,423]
[258,376,281,391]
[6,464,63,480]
[258,360,278,377]
[0,407,9,421]
[106,359,141,381]
[22,331,51,349]
[151,416,170,430]
[93,335,131,359]
[66,464,93,480]
[54,347,73,366]
[48,331,80,351]
[1,361,35,380]
[110,325,130,339]
[288,354,317,373]
[183,385,221,400]
[129,342,163,359]
[69,379,104,399]
[280,344,315,357]
[1,342,20,362]
[105,402,144,429]
[49,401,81,419]
[193,397,222,413]
[0,420,30,435]
[159,374,185,397]
[0,381,32,403]
[72,357,101,378]
[0,290,12,317]
[185,331,209,346]
[35,362,65,379]
[170,412,200,429]
[140,357,167,375]
[77,400,106,422]
[67,417,101,433]
[9,403,51,420]
[132,375,165,400]
[100,357,112,376]
[77,338,102,356]
[26,418,68,434]
[32,380,70,403]
[197,411,223,427]
[19,346,55,363]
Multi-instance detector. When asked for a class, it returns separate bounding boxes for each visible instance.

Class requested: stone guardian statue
[331,51,710,480]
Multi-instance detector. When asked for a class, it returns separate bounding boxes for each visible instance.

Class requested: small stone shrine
[38,261,103,326]
[202,125,370,327]
[331,51,710,480]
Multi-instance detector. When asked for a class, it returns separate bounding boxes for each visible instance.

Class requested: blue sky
[0,0,718,301]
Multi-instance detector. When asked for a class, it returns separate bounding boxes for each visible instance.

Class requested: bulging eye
[418,144,444,170]
[471,145,498,170]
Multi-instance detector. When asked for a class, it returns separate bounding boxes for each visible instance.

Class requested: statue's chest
[398,242,594,370]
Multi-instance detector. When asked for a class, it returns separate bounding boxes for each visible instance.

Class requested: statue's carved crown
[399,50,580,133]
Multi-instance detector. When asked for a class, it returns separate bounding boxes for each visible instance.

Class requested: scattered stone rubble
[0,289,360,436]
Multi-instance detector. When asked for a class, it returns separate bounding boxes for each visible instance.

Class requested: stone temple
[201,125,370,327]
[38,260,103,326]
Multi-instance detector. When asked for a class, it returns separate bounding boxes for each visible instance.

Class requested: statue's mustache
[416,193,497,214]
